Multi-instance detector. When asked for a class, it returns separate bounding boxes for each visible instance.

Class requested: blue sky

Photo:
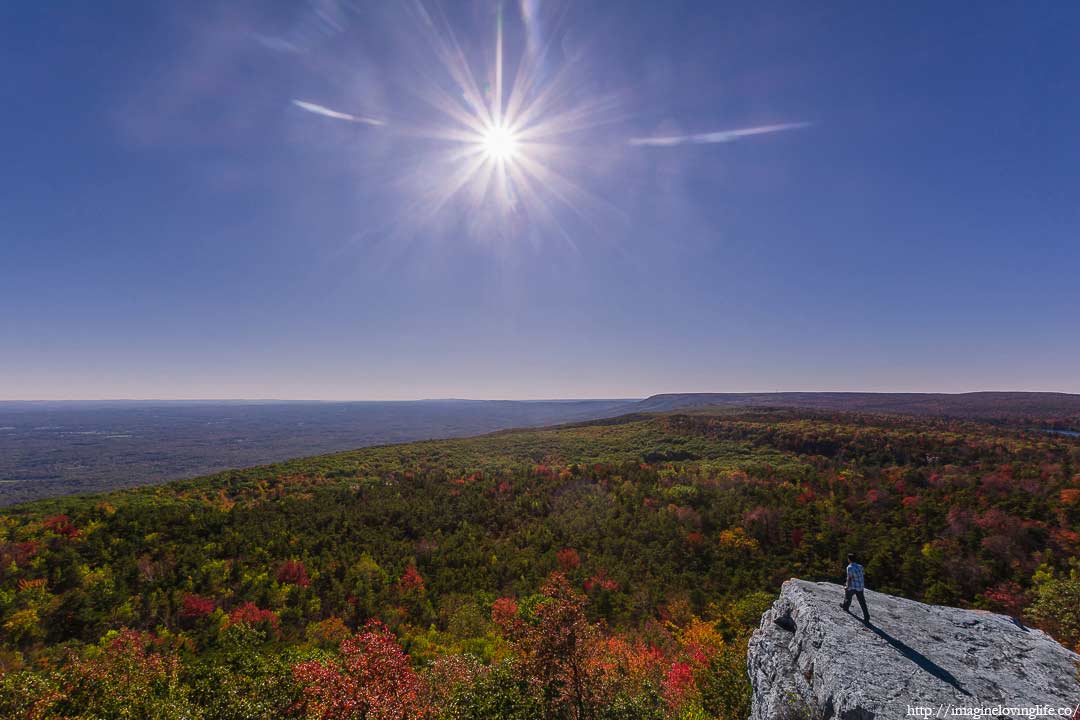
[2,1,1078,400]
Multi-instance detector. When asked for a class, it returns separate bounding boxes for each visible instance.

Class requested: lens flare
[480,124,519,162]
[389,0,623,243]
[290,2,808,251]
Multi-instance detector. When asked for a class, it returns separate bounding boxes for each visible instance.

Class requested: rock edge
[747,579,1080,720]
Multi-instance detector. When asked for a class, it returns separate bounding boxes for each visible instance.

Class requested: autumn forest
[1,408,1079,719]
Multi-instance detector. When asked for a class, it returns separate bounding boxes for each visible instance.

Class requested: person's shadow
[853,615,971,697]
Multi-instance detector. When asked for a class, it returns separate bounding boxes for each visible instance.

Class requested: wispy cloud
[291,100,385,126]
[253,33,301,54]
[627,122,809,147]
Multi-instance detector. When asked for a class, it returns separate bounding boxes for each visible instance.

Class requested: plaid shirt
[846,563,865,591]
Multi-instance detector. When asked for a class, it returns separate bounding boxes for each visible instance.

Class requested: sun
[397,1,622,230]
[480,123,519,163]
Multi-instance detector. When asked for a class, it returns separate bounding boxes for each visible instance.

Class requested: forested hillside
[635,391,1080,422]
[1,409,1078,719]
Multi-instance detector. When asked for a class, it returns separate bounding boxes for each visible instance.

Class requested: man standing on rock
[841,553,871,624]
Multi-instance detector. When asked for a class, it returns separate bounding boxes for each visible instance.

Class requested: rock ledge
[748,579,1079,720]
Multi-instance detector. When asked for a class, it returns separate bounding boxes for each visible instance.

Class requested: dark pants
[843,589,870,621]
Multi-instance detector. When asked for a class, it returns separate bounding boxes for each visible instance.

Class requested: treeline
[0,410,1077,718]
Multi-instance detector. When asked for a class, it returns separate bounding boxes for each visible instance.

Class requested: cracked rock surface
[747,579,1080,720]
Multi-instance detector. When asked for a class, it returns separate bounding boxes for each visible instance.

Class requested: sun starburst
[479,123,519,163]
[398,1,622,241]
[289,3,810,251]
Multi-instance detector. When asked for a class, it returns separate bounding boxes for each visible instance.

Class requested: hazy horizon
[3,388,1079,403]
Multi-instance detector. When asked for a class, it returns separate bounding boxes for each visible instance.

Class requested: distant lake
[1040,429,1080,437]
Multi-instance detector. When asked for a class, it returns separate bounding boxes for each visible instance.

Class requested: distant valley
[2,391,1077,504]
[0,399,632,504]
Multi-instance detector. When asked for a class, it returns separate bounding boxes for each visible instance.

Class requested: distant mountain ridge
[633,391,1080,419]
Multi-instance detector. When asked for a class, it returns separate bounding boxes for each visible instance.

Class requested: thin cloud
[291,99,385,126]
[253,34,302,54]
[628,122,809,147]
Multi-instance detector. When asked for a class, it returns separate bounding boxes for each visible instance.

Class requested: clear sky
[2,1,1078,400]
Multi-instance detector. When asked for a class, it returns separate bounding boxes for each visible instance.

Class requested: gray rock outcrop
[748,579,1080,720]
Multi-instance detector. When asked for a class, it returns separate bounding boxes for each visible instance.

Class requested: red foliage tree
[982,581,1029,617]
[491,596,519,629]
[42,514,80,539]
[292,619,426,720]
[179,593,216,619]
[397,564,425,596]
[589,635,667,699]
[556,548,581,571]
[1050,527,1080,553]
[583,570,619,594]
[0,541,40,580]
[661,661,696,711]
[277,559,311,587]
[227,602,280,638]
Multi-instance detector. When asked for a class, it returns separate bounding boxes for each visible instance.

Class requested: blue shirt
[846,563,865,591]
